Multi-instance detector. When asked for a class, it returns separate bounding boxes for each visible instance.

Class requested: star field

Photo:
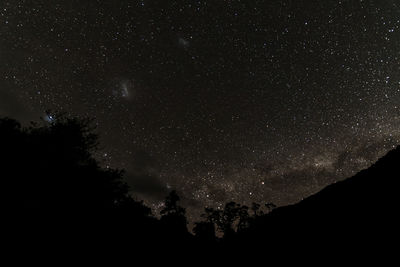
[1,0,400,221]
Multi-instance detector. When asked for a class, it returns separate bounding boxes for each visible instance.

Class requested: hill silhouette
[227,145,400,258]
[1,115,398,260]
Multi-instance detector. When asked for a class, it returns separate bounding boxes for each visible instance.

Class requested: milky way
[1,0,400,221]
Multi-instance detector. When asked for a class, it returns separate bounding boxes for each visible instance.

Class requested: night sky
[2,0,400,221]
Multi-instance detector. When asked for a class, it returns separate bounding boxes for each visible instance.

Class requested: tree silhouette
[251,202,263,217]
[265,202,277,213]
[237,205,250,232]
[7,112,394,259]
[200,202,251,238]
[160,190,188,236]
[0,115,147,214]
[160,190,186,216]
[193,221,216,242]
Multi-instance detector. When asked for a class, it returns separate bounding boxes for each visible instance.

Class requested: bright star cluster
[1,0,400,221]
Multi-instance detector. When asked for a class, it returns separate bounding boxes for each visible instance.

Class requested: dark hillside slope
[234,146,400,253]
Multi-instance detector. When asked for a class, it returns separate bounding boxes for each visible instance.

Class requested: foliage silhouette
[1,116,134,213]
[1,116,169,253]
[2,115,397,260]
[160,190,186,216]
[193,221,216,242]
[199,201,260,238]
[160,190,189,237]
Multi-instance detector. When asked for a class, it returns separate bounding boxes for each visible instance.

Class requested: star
[2,0,400,223]
[178,37,190,49]
[121,81,130,98]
